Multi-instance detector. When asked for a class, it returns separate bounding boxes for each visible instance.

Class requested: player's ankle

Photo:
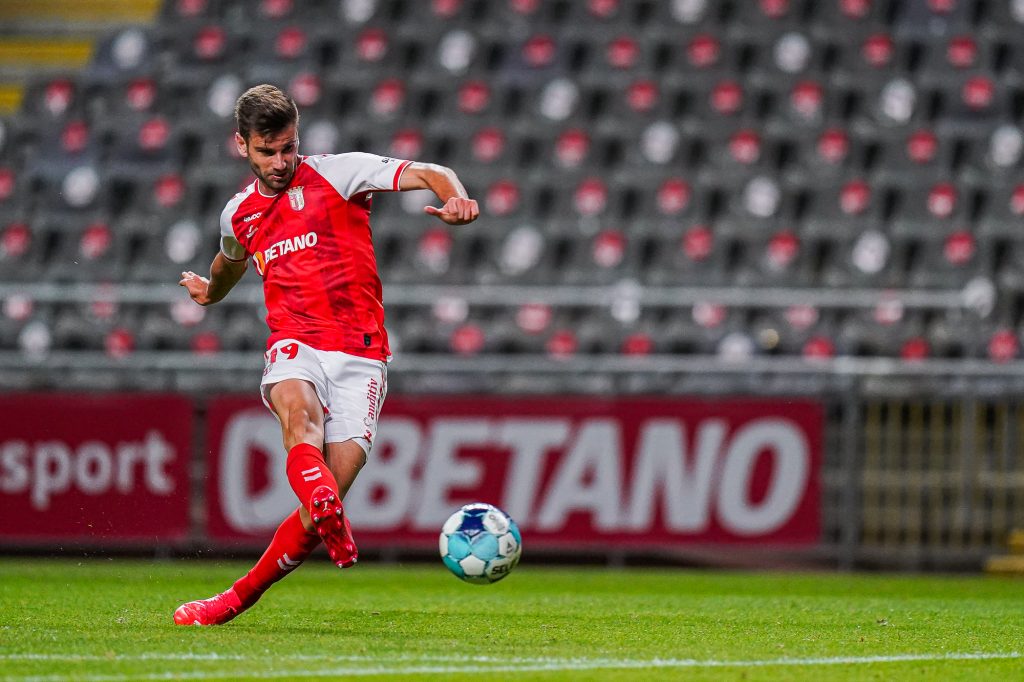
[231,578,260,608]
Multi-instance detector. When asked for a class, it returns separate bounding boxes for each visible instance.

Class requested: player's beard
[252,159,294,193]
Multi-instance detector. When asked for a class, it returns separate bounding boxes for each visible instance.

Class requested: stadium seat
[16,76,80,123]
[783,126,866,186]
[893,0,973,40]
[927,307,991,358]
[996,239,1024,292]
[934,73,1012,136]
[694,126,779,188]
[159,0,224,23]
[750,304,840,357]
[242,24,321,86]
[764,78,852,134]
[23,119,102,183]
[157,22,247,91]
[819,230,905,288]
[658,32,744,88]
[837,306,928,357]
[889,180,969,238]
[904,229,989,289]
[715,174,791,239]
[0,167,30,217]
[729,0,814,40]
[916,34,994,88]
[745,30,827,91]
[979,0,1024,41]
[0,220,45,282]
[978,180,1024,238]
[800,178,884,238]
[960,125,1024,184]
[869,127,956,186]
[732,228,810,287]
[81,27,157,88]
[643,220,731,287]
[641,0,721,29]
[829,32,909,92]
[809,0,895,41]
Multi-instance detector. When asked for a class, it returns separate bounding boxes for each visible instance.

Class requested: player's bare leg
[270,379,359,567]
[270,378,326,450]
[325,439,368,498]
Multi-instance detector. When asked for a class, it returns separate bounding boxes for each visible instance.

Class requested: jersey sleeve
[219,200,247,262]
[306,153,413,199]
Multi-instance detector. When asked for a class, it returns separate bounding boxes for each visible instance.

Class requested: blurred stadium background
[2,0,1024,573]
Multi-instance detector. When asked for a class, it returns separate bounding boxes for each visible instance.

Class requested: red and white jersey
[219,153,412,360]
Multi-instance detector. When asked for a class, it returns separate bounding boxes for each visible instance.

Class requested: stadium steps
[0,0,159,115]
[0,0,159,27]
[0,83,23,113]
[983,529,1024,574]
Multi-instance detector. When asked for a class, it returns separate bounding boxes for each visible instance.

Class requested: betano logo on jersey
[252,231,319,276]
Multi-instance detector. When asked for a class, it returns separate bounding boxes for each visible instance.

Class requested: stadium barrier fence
[2,369,1022,570]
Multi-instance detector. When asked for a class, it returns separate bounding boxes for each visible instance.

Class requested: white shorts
[260,339,388,455]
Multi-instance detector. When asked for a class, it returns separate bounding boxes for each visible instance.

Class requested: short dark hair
[234,84,299,141]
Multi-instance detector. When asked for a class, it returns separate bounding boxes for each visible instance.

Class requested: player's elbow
[432,163,456,177]
[422,163,456,184]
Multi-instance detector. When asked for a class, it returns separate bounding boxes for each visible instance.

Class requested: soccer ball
[439,503,522,584]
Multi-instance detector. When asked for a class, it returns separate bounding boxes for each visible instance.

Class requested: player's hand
[425,197,479,225]
[179,271,211,306]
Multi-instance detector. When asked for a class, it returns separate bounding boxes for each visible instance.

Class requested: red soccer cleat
[309,485,358,568]
[173,588,245,626]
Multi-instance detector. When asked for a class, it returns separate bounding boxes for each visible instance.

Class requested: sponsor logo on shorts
[363,378,380,438]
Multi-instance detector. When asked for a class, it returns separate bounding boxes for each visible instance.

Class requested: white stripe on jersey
[219,181,257,261]
[302,153,410,201]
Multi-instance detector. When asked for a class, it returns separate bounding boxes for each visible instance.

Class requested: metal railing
[0,281,974,308]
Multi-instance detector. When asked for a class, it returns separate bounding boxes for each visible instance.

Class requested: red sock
[232,509,321,607]
[285,443,339,509]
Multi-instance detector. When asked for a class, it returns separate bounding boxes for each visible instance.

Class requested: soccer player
[172,84,479,625]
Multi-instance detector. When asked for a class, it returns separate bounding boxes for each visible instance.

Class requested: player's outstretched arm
[179,252,247,306]
[399,162,480,226]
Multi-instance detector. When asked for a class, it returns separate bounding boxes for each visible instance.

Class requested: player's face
[237,124,299,194]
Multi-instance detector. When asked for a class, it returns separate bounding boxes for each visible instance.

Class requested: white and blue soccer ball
[439,503,522,584]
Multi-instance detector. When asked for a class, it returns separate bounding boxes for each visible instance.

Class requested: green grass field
[1,558,1022,681]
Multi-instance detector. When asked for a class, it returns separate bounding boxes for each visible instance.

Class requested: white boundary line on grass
[0,651,1020,681]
